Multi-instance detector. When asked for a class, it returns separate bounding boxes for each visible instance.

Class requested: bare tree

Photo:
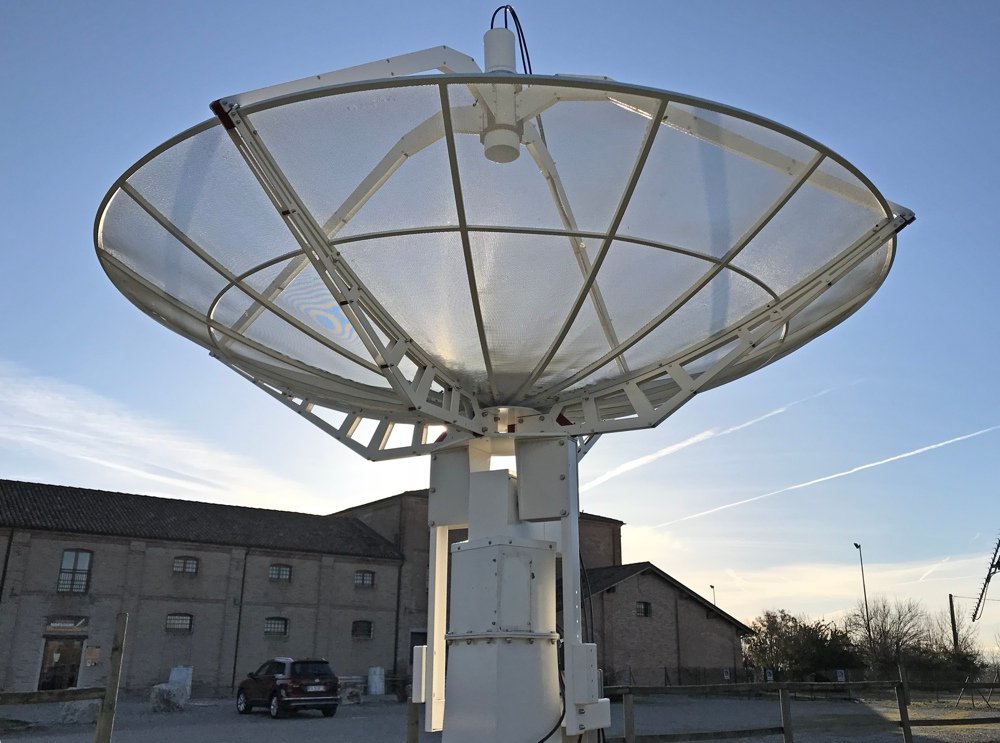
[845,595,927,675]
[981,632,1000,672]
[927,606,978,657]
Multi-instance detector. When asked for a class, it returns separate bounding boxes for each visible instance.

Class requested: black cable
[580,550,597,645]
[489,5,533,76]
[498,5,549,145]
[534,670,567,743]
[507,7,532,73]
[490,5,507,29]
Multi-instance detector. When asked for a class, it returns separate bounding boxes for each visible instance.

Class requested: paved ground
[3,693,999,742]
[1,696,441,743]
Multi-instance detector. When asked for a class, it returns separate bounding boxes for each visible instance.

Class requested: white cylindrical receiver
[483,127,520,164]
[484,27,516,73]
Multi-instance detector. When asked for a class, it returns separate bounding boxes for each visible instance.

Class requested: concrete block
[59,699,100,724]
[150,682,190,712]
[339,675,365,704]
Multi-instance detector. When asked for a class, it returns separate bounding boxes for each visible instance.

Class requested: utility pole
[854,543,871,643]
[949,594,960,653]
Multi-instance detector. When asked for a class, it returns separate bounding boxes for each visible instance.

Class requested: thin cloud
[582,430,716,492]
[919,556,951,582]
[693,554,988,624]
[581,387,839,492]
[655,425,1000,528]
[0,360,329,511]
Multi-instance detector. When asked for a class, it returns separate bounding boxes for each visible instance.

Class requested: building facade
[573,563,747,686]
[0,480,402,695]
[1,480,749,696]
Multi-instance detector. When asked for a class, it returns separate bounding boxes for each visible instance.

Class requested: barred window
[353,570,375,587]
[165,613,193,632]
[268,564,292,582]
[635,601,652,618]
[172,556,199,575]
[351,620,373,640]
[264,617,289,637]
[57,550,92,593]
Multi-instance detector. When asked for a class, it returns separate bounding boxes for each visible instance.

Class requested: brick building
[336,491,751,686]
[573,563,748,686]
[0,480,401,695]
[1,480,749,695]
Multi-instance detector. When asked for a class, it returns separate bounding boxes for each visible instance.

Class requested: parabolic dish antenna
[95,16,912,742]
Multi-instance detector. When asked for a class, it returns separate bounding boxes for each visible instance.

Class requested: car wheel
[320,705,337,718]
[268,693,285,719]
[236,690,252,714]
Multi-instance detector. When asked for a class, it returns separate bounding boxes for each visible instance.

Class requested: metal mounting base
[413,438,610,741]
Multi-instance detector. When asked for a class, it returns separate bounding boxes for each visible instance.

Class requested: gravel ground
[2,693,999,742]
[623,693,1000,743]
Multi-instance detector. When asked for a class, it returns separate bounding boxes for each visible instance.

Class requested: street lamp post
[854,542,871,640]
[710,584,716,605]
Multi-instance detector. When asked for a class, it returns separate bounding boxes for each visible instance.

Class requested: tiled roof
[334,489,624,525]
[0,479,401,560]
[579,512,624,525]
[571,561,752,634]
[582,563,650,594]
[332,489,430,516]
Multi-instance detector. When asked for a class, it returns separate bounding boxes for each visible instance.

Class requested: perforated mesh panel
[96,74,905,436]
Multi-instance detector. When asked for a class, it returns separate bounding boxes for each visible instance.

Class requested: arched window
[351,620,374,640]
[353,569,375,587]
[57,549,92,593]
[268,564,292,582]
[264,616,289,637]
[172,556,199,575]
[165,613,193,632]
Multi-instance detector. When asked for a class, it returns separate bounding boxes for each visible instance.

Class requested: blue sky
[3,1,999,648]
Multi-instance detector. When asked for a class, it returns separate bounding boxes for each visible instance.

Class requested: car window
[291,661,334,678]
[269,661,286,676]
[254,662,270,676]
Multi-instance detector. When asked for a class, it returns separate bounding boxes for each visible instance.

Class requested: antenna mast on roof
[971,535,1000,622]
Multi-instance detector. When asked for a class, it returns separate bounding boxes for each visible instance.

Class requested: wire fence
[602,679,1000,743]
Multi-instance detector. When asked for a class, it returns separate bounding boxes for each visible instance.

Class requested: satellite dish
[94,16,912,742]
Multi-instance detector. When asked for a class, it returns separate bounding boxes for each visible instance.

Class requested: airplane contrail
[654,425,1000,528]
[919,556,951,582]
[581,387,840,492]
[582,430,717,492]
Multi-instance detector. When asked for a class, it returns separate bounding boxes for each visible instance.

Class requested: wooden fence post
[896,683,913,743]
[623,690,635,743]
[779,687,794,743]
[897,663,911,707]
[94,612,128,743]
[406,701,420,743]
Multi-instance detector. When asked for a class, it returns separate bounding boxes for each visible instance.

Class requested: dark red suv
[236,657,340,718]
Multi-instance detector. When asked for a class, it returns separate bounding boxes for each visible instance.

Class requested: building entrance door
[38,638,83,690]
